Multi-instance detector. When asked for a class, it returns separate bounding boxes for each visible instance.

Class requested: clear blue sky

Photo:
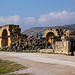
[0,0,75,31]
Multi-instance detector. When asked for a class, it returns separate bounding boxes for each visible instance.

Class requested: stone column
[0,38,2,47]
[8,37,11,46]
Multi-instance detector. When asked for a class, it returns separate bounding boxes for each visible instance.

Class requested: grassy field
[0,59,31,75]
[0,49,39,53]
[8,73,31,75]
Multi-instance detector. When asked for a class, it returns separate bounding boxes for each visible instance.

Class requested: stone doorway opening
[2,29,8,47]
[71,40,75,55]
[46,32,54,41]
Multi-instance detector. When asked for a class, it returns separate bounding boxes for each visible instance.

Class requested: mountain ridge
[22,24,75,37]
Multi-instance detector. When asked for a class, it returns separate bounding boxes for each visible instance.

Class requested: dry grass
[0,59,27,74]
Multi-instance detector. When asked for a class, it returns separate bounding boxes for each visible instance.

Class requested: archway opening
[2,29,8,47]
[46,32,54,41]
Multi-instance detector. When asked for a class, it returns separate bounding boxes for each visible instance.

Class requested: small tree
[40,32,42,38]
[36,32,38,38]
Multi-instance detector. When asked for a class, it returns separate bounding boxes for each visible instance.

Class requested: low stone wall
[40,49,54,53]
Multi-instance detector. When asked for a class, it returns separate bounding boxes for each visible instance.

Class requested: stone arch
[43,29,59,44]
[46,32,54,41]
[0,24,27,48]
[1,29,8,47]
[44,29,58,38]
[0,25,11,47]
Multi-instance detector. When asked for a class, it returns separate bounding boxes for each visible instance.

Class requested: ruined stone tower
[0,24,27,47]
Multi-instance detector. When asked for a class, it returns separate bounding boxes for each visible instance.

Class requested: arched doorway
[2,29,8,47]
[46,32,54,41]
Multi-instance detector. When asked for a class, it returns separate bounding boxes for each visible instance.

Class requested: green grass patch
[0,49,39,53]
[8,73,32,75]
[17,50,39,53]
[0,49,15,52]
[0,59,27,74]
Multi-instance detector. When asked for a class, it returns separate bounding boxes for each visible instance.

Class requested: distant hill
[22,24,75,37]
[54,24,75,30]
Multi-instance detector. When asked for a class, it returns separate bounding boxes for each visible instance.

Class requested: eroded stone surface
[0,24,27,47]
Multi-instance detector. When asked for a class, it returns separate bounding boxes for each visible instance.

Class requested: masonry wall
[0,25,27,48]
[54,40,71,54]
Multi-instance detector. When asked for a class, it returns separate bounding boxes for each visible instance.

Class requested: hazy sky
[0,0,75,31]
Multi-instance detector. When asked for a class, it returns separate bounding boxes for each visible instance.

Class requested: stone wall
[0,24,27,48]
[3,36,52,51]
[54,40,71,54]
[43,28,75,44]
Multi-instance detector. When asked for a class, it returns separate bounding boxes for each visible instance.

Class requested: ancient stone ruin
[0,24,27,47]
[43,28,75,55]
[0,24,75,55]
[43,28,75,44]
[4,35,52,51]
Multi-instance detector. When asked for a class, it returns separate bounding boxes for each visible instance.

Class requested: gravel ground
[0,51,75,75]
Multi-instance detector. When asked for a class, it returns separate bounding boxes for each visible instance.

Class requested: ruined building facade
[43,28,75,44]
[43,29,63,44]
[0,24,27,47]
[0,24,75,55]
[43,28,75,54]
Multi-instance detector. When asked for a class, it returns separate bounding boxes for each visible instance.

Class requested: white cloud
[0,15,21,25]
[0,16,36,27]
[38,10,75,26]
[0,10,75,30]
[0,16,36,31]
[24,17,35,25]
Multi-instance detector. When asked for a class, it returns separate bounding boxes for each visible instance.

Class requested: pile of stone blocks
[4,35,52,51]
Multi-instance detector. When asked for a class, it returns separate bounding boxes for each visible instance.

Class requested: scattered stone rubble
[2,35,52,51]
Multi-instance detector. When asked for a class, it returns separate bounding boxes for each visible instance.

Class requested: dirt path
[0,51,75,75]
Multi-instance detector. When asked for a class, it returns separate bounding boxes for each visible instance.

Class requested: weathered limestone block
[40,49,54,53]
[54,40,71,54]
